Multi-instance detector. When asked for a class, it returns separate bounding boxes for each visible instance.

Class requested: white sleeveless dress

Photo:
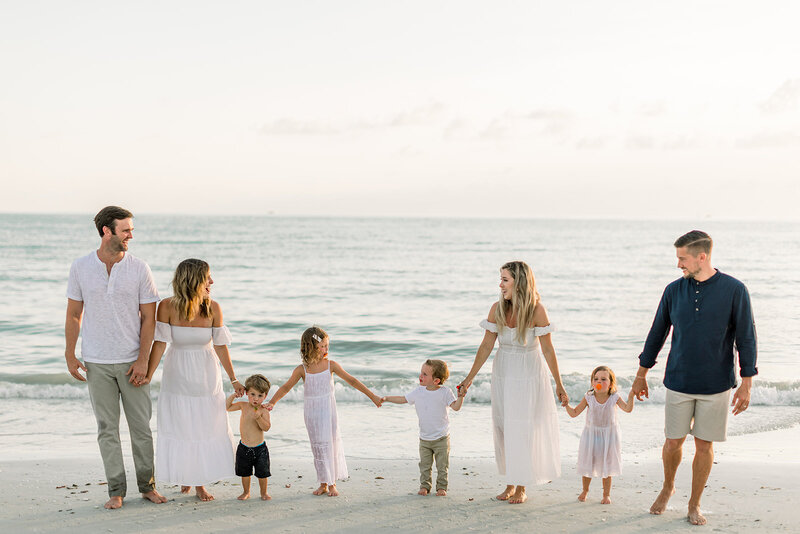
[481,319,560,486]
[154,321,236,485]
[303,361,348,484]
[576,392,622,478]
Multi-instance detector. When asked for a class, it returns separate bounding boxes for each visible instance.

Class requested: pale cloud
[478,108,573,140]
[759,79,800,114]
[662,135,699,150]
[637,101,667,117]
[575,136,608,149]
[478,117,513,140]
[442,119,467,140]
[259,102,446,136]
[735,131,800,148]
[626,135,656,150]
[258,118,338,136]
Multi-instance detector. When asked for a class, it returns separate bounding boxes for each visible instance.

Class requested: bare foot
[601,495,611,504]
[327,484,339,497]
[578,490,588,502]
[508,487,527,504]
[261,493,272,501]
[496,485,515,501]
[436,489,447,496]
[104,496,123,509]
[142,489,167,504]
[180,486,191,494]
[195,486,214,501]
[313,484,329,496]
[650,486,676,515]
[418,488,429,496]
[688,505,707,525]
[237,492,250,500]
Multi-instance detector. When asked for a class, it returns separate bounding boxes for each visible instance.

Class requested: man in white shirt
[65,206,167,509]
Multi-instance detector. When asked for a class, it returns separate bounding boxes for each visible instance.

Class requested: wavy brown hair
[495,260,541,345]
[171,258,212,322]
[300,326,328,367]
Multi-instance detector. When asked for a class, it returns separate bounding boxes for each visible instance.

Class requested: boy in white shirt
[382,359,465,496]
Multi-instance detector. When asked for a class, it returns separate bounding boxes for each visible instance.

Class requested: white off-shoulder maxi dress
[303,361,348,484]
[481,319,561,486]
[154,321,236,485]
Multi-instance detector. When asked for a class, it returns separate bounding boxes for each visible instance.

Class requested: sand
[2,425,798,533]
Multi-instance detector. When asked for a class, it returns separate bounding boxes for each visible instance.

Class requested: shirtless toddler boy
[226,374,272,500]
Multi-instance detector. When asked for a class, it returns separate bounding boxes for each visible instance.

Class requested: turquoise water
[1,214,798,460]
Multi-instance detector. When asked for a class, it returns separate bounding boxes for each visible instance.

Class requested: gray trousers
[86,362,155,497]
[419,435,450,491]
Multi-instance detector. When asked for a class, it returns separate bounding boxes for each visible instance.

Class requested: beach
[2,214,798,532]
[3,424,798,533]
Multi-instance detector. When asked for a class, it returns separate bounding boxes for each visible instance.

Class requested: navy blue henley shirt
[638,270,758,395]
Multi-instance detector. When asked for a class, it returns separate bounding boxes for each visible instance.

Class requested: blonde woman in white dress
[458,261,569,504]
[267,326,382,497]
[144,259,244,501]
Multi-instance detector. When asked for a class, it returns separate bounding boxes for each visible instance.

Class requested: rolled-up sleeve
[732,285,758,377]
[639,287,672,369]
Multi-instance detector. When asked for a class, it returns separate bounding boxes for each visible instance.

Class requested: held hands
[556,385,569,407]
[456,378,473,397]
[231,379,245,397]
[632,376,649,401]
[126,359,149,387]
[370,393,383,408]
[265,402,275,412]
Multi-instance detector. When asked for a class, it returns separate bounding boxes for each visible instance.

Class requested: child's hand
[265,402,275,411]
[457,385,467,398]
[371,394,382,408]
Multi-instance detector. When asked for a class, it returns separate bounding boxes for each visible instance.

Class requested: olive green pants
[86,362,155,497]
[419,435,450,491]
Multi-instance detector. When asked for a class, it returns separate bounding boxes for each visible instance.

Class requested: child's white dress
[154,322,236,485]
[481,319,561,486]
[303,361,348,484]
[576,392,622,478]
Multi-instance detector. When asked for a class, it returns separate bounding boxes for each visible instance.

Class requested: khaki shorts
[665,388,731,442]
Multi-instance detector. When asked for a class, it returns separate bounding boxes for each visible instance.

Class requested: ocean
[1,214,798,463]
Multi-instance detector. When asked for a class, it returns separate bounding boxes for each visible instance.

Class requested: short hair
[674,230,712,256]
[589,365,618,395]
[94,206,133,237]
[244,374,271,394]
[424,359,449,384]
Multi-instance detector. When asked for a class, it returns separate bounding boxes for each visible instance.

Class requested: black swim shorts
[235,441,271,478]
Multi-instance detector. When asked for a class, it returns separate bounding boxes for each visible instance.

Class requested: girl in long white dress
[267,326,382,497]
[565,365,635,504]
[459,261,569,504]
[145,259,245,501]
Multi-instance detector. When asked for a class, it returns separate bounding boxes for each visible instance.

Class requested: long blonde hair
[495,261,541,345]
[171,258,212,322]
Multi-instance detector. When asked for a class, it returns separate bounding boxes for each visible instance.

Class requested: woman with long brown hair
[458,261,569,504]
[144,259,245,501]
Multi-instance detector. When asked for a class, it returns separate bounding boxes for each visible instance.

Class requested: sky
[1,1,798,219]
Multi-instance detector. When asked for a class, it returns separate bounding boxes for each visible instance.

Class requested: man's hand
[66,353,87,382]
[126,359,149,386]
[731,377,753,415]
[632,375,649,401]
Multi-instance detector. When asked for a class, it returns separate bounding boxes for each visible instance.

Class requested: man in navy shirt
[632,230,757,526]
